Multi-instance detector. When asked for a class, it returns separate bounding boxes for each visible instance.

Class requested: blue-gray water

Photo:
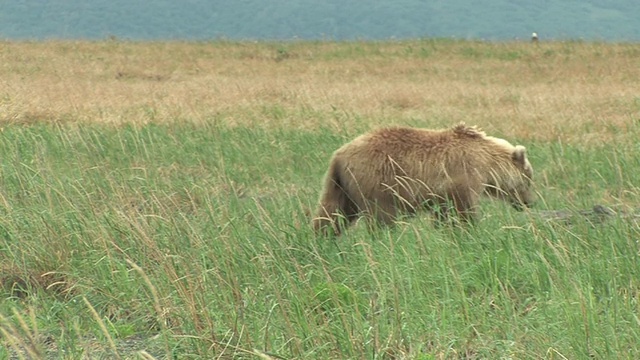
[1,1,639,41]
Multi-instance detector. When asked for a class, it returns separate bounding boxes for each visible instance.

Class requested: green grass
[1,121,640,359]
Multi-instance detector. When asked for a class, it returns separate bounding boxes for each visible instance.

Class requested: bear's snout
[512,196,534,211]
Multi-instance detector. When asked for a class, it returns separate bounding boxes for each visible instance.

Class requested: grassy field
[1,39,640,359]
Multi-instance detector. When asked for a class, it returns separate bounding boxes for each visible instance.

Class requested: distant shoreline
[1,36,640,44]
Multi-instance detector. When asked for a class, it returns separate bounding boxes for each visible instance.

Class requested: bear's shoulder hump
[452,122,486,139]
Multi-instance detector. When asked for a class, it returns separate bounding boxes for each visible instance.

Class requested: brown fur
[312,123,535,236]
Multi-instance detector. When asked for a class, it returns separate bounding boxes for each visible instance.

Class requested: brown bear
[312,123,534,236]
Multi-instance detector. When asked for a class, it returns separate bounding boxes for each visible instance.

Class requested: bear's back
[353,125,486,156]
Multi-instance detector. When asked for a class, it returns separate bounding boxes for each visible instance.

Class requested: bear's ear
[512,145,527,164]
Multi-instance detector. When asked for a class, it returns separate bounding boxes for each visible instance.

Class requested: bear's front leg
[449,187,479,224]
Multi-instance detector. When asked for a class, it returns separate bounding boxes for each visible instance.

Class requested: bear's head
[509,145,535,209]
[485,145,535,210]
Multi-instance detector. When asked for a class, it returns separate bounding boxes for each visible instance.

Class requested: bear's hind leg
[312,206,340,236]
[360,197,399,230]
[312,193,361,237]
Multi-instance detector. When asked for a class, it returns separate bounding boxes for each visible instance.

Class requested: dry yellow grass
[1,39,639,142]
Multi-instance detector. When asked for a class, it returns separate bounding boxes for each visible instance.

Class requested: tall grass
[1,121,640,359]
[1,39,640,359]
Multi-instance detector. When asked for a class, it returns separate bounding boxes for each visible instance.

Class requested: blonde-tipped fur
[312,123,534,236]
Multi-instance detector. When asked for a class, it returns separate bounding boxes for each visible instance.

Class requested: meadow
[1,39,640,359]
